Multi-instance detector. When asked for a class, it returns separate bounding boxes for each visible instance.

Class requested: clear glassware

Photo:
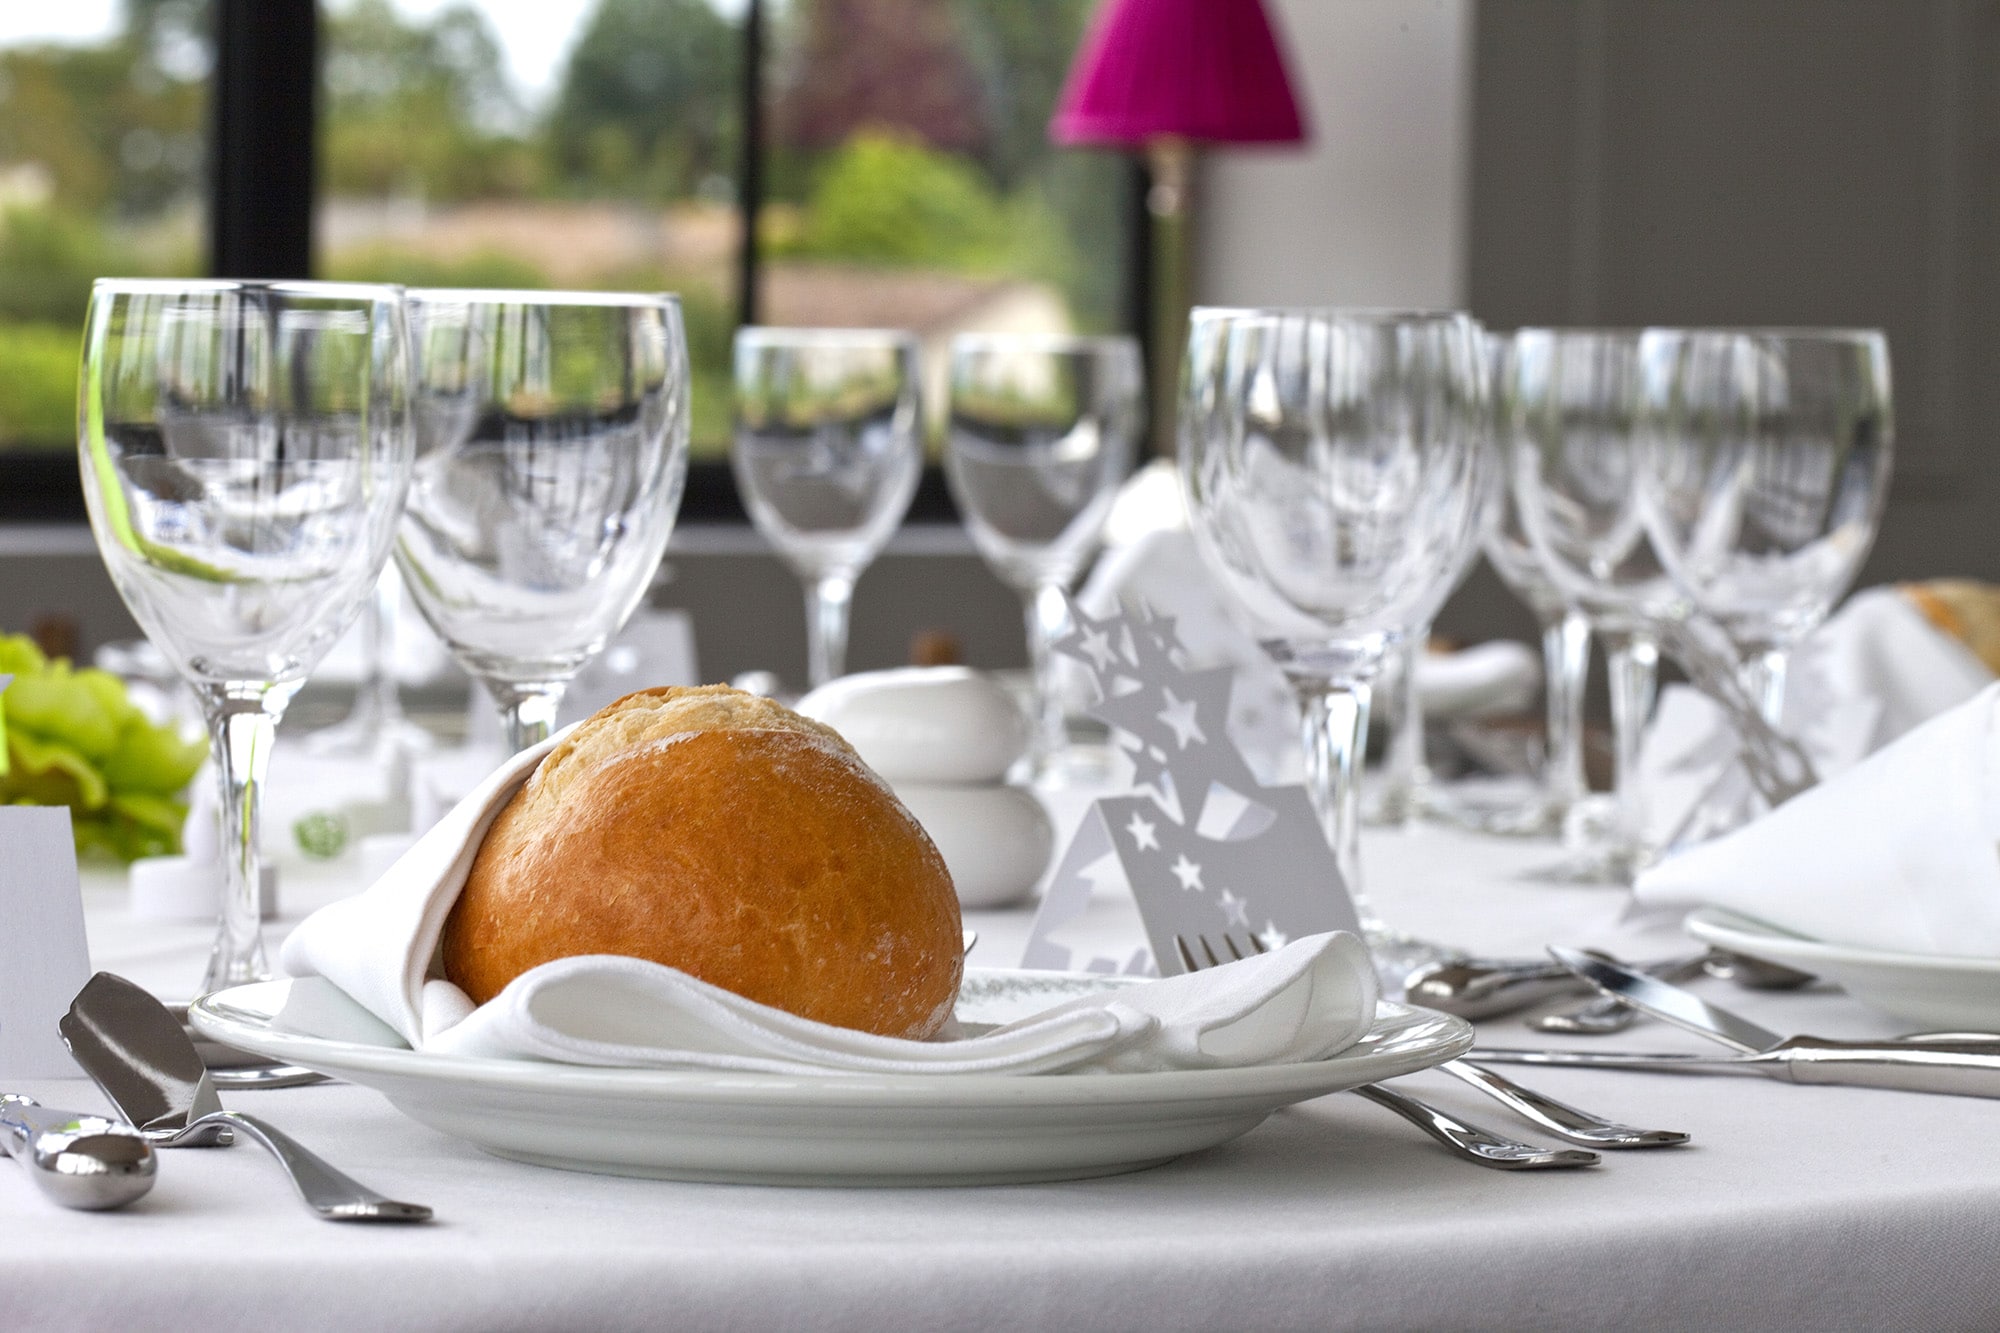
[1640,328,1893,723]
[945,332,1142,770]
[1498,328,1678,882]
[1479,468,1594,838]
[79,278,415,990]
[1180,307,1490,987]
[732,328,921,688]
[399,290,690,753]
[306,565,434,763]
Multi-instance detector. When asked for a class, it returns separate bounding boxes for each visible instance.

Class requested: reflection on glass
[733,327,921,687]
[399,289,691,752]
[946,332,1141,768]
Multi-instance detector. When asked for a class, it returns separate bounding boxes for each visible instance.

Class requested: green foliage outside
[0,633,208,862]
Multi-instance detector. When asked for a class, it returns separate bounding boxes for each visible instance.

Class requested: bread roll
[442,685,964,1039]
[1903,581,2000,676]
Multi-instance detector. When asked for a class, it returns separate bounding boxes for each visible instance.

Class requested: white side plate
[191,970,1471,1187]
[1686,908,2000,1031]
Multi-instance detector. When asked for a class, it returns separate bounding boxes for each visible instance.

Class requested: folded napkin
[279,735,1379,1076]
[1634,682,2000,958]
[1638,587,1995,846]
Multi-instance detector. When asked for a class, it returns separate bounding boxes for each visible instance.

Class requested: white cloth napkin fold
[280,733,1380,1075]
[1634,682,2000,958]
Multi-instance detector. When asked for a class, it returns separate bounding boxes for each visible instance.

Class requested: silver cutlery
[1410,947,1817,1025]
[1174,933,1601,1168]
[1468,949,2000,1100]
[1531,953,1716,1035]
[1,1094,156,1211]
[60,972,432,1222]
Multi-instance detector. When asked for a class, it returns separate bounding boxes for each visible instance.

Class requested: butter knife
[1487,948,2000,1100]
[1,1094,157,1210]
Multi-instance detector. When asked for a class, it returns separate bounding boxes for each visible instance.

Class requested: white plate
[1685,908,2000,1031]
[190,971,1471,1187]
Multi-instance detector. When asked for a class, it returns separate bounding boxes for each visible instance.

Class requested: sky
[0,0,746,110]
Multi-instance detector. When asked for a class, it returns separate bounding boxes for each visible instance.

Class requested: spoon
[60,972,431,1223]
[1,1094,156,1210]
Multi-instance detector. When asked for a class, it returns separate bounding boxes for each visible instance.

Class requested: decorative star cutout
[1157,688,1206,749]
[1170,854,1204,892]
[1124,740,1174,796]
[1217,887,1250,928]
[1124,812,1159,852]
[1256,922,1289,952]
[1054,604,1133,679]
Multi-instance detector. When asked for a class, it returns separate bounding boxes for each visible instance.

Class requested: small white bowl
[799,667,1030,785]
[893,782,1053,909]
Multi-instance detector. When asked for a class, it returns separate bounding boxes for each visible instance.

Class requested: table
[6,823,1998,1331]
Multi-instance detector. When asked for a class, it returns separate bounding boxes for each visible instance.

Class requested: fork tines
[1175,933,1269,973]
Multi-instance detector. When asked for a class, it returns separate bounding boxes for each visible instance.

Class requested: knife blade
[1548,946,1782,1053]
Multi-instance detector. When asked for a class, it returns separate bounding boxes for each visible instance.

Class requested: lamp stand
[1145,137,1194,458]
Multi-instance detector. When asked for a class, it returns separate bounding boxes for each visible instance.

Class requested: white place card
[0,805,92,1079]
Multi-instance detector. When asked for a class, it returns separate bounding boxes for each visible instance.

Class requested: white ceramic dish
[190,969,1471,1187]
[1685,908,2000,1031]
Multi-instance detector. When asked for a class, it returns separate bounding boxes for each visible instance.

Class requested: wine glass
[1499,328,1678,881]
[1478,456,1594,837]
[732,328,921,688]
[79,278,415,990]
[399,290,690,753]
[945,332,1142,770]
[1180,307,1490,987]
[1639,328,1893,724]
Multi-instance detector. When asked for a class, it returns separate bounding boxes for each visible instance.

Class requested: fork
[1177,933,1689,1154]
[1172,934,1590,1169]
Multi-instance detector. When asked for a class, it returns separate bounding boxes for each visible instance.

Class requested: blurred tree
[322,0,540,201]
[549,0,738,201]
[772,0,989,158]
[948,0,1094,189]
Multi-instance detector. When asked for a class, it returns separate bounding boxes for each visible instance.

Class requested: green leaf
[2,728,109,810]
[101,714,207,795]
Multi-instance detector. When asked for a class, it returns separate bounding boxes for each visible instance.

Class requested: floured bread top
[528,685,854,808]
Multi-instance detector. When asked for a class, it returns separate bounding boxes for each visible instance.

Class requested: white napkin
[279,735,1379,1076]
[1637,587,1994,846]
[1634,682,2000,958]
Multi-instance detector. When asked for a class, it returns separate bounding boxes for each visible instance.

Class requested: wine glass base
[1536,795,1657,885]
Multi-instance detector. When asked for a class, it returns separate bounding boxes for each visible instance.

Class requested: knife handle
[1775,1037,2000,1099]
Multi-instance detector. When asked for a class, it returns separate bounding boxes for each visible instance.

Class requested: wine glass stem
[199,684,291,993]
[1542,610,1590,811]
[1602,630,1660,853]
[493,682,565,754]
[1022,581,1071,765]
[1291,675,1377,930]
[1742,646,1790,729]
[804,572,855,689]
[1378,629,1429,827]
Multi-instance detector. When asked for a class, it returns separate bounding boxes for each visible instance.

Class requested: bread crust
[442,686,964,1039]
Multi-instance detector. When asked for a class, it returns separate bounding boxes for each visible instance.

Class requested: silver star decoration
[1217,887,1251,928]
[1124,812,1160,852]
[1157,688,1206,749]
[1256,921,1289,952]
[1170,854,1204,892]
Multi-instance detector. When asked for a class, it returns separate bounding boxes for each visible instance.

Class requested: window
[0,0,1143,520]
[0,1,213,516]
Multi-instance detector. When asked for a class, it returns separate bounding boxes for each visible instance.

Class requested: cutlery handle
[214,1113,432,1222]
[1777,1038,2000,1099]
[1,1096,157,1210]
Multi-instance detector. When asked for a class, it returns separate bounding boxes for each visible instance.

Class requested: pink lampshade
[1050,0,1308,147]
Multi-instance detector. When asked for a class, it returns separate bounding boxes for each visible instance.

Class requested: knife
[1,1094,157,1210]
[1514,947,2000,1100]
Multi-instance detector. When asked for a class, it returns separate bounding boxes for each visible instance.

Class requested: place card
[0,805,92,1079]
[1023,602,1359,975]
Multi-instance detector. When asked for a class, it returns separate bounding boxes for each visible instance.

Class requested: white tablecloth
[7,825,1998,1332]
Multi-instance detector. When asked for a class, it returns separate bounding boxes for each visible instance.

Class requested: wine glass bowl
[398,289,690,751]
[732,327,921,687]
[1639,328,1893,675]
[80,278,415,988]
[946,332,1142,767]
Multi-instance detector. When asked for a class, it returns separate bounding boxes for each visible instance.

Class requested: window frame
[0,0,1152,525]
